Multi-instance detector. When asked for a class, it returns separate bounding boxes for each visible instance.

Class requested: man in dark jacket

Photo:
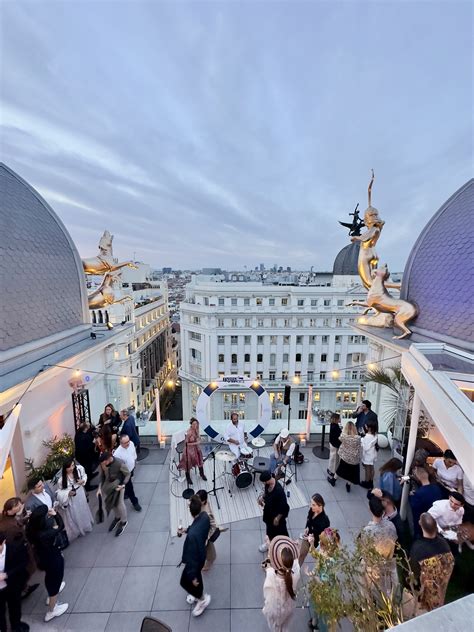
[98,452,130,537]
[74,422,98,491]
[0,530,30,632]
[119,410,140,449]
[258,471,290,553]
[178,496,211,617]
[352,400,379,434]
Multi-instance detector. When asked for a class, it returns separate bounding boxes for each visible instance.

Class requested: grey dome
[333,241,360,276]
[0,164,89,352]
[401,179,474,351]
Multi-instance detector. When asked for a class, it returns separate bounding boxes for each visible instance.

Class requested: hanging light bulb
[367,363,377,371]
[331,370,340,379]
[121,376,128,384]
[74,369,81,377]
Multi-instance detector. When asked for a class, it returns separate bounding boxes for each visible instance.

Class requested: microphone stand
[207,441,224,510]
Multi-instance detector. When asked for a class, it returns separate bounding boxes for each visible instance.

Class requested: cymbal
[215,450,235,462]
[251,437,266,447]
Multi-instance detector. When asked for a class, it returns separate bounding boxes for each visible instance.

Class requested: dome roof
[332,241,360,276]
[401,179,474,350]
[0,164,88,353]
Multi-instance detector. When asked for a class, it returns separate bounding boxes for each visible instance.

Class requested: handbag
[53,529,69,550]
[209,527,221,543]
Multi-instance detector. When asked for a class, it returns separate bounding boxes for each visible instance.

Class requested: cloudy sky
[1,1,471,270]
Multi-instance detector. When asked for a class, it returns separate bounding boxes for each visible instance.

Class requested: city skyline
[1,1,471,269]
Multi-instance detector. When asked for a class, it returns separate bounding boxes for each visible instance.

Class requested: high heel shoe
[199,467,208,481]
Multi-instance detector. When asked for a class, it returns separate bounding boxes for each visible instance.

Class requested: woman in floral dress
[178,418,207,486]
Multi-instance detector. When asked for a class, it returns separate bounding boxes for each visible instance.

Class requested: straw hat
[268,536,299,571]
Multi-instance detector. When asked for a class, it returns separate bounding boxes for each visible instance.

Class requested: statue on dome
[82,230,137,275]
[87,270,133,310]
[338,203,365,236]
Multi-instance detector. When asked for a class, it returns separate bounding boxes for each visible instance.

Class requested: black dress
[263,481,290,540]
[32,516,65,596]
[305,510,330,548]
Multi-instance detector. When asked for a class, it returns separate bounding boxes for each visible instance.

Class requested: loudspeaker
[284,385,291,406]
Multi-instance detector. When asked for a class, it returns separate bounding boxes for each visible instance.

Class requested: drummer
[270,428,296,479]
[225,412,249,459]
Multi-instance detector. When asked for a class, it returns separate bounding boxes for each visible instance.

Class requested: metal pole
[306,385,313,441]
[287,403,291,432]
[154,385,162,443]
[400,392,421,520]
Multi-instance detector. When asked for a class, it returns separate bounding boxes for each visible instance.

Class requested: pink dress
[179,425,204,471]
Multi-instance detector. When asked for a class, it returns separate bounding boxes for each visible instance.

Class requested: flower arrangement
[24,434,75,489]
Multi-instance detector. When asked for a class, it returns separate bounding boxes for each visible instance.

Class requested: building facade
[179,255,370,425]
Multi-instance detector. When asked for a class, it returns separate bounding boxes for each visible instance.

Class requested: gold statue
[82,231,137,275]
[87,271,133,309]
[350,171,399,290]
[349,265,418,339]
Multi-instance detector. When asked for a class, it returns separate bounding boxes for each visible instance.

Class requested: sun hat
[279,428,290,439]
[268,536,299,572]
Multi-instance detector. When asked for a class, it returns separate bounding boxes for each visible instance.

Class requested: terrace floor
[21,445,387,632]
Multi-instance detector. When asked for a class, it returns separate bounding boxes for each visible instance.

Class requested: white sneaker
[258,542,268,553]
[186,594,197,604]
[44,602,68,622]
[46,581,65,605]
[192,593,211,617]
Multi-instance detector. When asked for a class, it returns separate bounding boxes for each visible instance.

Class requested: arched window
[92,311,96,324]
[105,311,109,323]
[98,311,104,324]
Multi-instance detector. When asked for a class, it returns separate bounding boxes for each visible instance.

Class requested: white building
[0,164,174,501]
[179,247,371,426]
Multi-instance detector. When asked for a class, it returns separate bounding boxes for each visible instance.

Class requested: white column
[306,385,313,440]
[400,392,421,520]
[154,386,162,442]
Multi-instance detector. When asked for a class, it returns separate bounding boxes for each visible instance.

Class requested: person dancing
[179,418,207,486]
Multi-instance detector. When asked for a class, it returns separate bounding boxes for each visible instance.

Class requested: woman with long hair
[379,457,403,503]
[56,457,93,541]
[96,422,117,455]
[262,536,300,631]
[178,418,207,486]
[330,421,361,493]
[26,505,69,622]
[98,403,120,432]
[327,413,342,480]
[298,493,330,566]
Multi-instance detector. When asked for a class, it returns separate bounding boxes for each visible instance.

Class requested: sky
[1,0,472,270]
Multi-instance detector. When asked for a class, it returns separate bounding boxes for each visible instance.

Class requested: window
[284,319,290,327]
[313,391,320,402]
[271,318,277,327]
[334,353,340,362]
[231,318,238,327]
[295,370,301,378]
[352,370,358,380]
[256,298,262,306]
[321,353,327,362]
[231,393,238,405]
[307,371,313,382]
[240,392,246,403]
[295,353,302,362]
[343,392,350,403]
[308,353,314,364]
[337,299,344,307]
[335,335,341,344]
[256,371,263,380]
[272,410,282,419]
[270,353,276,366]
[245,318,251,327]
[299,392,306,402]
[190,332,201,341]
[231,353,237,364]
[257,319,264,327]
[244,353,250,362]
[270,335,277,344]
[323,318,330,327]
[351,392,358,403]
[257,335,264,344]
[283,335,290,344]
[309,318,316,326]
[191,348,201,362]
[204,297,209,305]
[231,335,238,344]
[218,298,225,306]
[218,318,224,327]
[320,371,326,381]
[192,316,201,324]
[311,299,317,307]
[257,353,263,362]
[309,335,316,344]
[296,335,303,344]
[218,354,224,362]
[281,298,288,306]
[217,335,225,344]
[283,353,289,363]
[231,298,237,306]
[269,371,276,381]
[298,409,308,419]
[277,392,284,402]
[335,318,342,327]
[269,298,275,306]
[244,298,250,306]
[336,392,342,402]
[322,335,329,344]
[244,335,251,344]
[323,299,331,307]
[282,370,289,380]
[297,299,304,306]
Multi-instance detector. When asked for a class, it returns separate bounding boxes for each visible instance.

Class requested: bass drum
[234,461,252,489]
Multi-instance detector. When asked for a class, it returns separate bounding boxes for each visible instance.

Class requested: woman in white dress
[56,457,93,541]
[262,535,300,632]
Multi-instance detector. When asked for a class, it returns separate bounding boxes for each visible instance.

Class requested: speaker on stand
[284,385,291,431]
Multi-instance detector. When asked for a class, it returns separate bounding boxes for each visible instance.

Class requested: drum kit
[215,444,255,490]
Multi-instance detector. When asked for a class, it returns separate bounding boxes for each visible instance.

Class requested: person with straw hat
[262,535,300,632]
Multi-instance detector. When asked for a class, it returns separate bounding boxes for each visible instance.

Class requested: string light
[74,369,81,377]
[331,370,340,379]
[252,380,260,388]
[121,376,128,384]
[292,375,300,384]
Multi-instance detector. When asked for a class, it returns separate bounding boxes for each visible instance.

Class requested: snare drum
[240,445,253,460]
[232,460,252,489]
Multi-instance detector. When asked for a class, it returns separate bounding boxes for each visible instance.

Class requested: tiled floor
[22,445,382,631]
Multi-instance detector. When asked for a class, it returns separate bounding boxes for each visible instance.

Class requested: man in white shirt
[432,450,463,493]
[428,492,465,530]
[113,435,142,512]
[270,429,296,479]
[225,412,248,458]
[24,478,56,512]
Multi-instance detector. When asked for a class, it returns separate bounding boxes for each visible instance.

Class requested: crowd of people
[0,403,142,628]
